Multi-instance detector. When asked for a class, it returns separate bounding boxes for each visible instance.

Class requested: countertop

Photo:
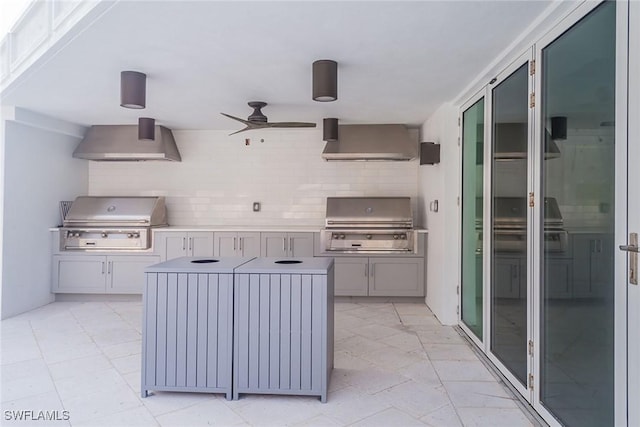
[145,256,255,273]
[50,225,428,233]
[235,257,334,274]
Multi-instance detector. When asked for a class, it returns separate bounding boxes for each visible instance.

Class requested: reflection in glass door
[461,98,484,340]
[490,63,530,386]
[539,2,616,426]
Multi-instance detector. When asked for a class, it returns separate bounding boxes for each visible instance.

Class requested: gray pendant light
[323,118,339,141]
[313,60,338,102]
[121,71,146,109]
[138,117,155,140]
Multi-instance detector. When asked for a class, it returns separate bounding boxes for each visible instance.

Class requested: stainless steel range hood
[322,124,417,161]
[73,125,182,161]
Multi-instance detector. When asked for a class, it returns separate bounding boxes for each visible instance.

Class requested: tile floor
[0,300,540,427]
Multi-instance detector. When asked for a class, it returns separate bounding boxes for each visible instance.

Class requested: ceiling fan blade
[228,126,252,136]
[220,112,253,125]
[267,122,317,128]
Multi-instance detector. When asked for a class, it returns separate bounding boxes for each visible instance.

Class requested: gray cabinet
[142,257,249,400]
[261,232,314,258]
[155,231,214,260]
[545,258,572,299]
[52,254,160,294]
[493,256,522,299]
[233,258,334,402]
[214,232,260,257]
[572,233,613,298]
[334,256,424,297]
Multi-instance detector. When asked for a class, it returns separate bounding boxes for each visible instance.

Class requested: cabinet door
[52,255,106,293]
[214,232,238,257]
[188,232,214,257]
[108,255,160,294]
[369,258,424,297]
[333,257,369,296]
[261,232,288,258]
[156,232,187,261]
[493,257,520,299]
[545,258,572,299]
[238,232,261,257]
[288,233,314,257]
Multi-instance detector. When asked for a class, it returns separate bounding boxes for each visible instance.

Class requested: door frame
[529,1,628,425]
[484,48,535,402]
[625,1,637,426]
[458,86,488,351]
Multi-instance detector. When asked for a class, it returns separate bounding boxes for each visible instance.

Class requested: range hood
[73,125,182,161]
[493,123,560,160]
[322,124,417,161]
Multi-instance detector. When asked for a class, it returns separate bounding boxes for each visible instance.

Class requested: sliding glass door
[459,1,627,425]
[461,96,485,341]
[538,2,616,426]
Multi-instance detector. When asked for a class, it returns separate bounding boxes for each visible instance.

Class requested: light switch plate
[252,202,261,212]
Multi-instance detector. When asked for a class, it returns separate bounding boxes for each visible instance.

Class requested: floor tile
[432,360,496,382]
[420,403,463,427]
[71,406,158,427]
[456,407,534,426]
[351,407,427,426]
[425,343,479,361]
[0,300,537,427]
[443,381,518,408]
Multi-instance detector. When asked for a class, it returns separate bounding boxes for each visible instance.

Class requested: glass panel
[461,98,485,340]
[540,3,615,426]
[491,63,529,385]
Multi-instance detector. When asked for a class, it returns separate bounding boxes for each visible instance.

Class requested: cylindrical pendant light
[551,116,567,140]
[313,60,338,102]
[323,118,339,141]
[138,117,155,140]
[121,71,146,109]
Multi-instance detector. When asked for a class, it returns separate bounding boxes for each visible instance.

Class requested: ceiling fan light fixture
[313,60,337,102]
[121,71,146,109]
[138,117,155,140]
[323,118,339,141]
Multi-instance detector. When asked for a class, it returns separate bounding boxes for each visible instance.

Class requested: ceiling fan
[221,101,316,135]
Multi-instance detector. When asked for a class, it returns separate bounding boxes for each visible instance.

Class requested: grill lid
[325,197,413,228]
[63,196,168,227]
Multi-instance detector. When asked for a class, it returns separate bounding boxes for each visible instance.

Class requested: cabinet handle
[188,237,192,252]
[371,264,375,277]
[289,237,293,255]
[102,261,105,274]
[283,237,287,253]
[365,264,368,277]
[182,237,186,251]
[233,237,237,251]
[107,261,112,274]
[239,237,243,252]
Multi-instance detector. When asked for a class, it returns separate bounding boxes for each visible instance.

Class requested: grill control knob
[401,234,406,240]
[101,233,108,238]
[127,233,134,238]
[366,234,372,240]
[393,234,399,240]
[340,234,346,239]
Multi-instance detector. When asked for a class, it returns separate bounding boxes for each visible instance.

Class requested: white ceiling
[0,1,553,131]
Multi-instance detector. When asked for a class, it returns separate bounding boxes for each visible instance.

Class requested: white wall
[89,129,419,226]
[418,103,459,325]
[1,109,87,319]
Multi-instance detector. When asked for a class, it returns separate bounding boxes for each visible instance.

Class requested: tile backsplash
[89,129,419,226]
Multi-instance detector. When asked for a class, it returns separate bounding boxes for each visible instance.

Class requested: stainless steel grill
[321,197,416,254]
[481,197,567,253]
[61,196,167,250]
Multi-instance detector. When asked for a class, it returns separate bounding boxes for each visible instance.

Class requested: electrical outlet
[252,202,261,212]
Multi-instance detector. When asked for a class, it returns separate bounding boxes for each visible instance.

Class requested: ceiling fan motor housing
[247,101,268,122]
